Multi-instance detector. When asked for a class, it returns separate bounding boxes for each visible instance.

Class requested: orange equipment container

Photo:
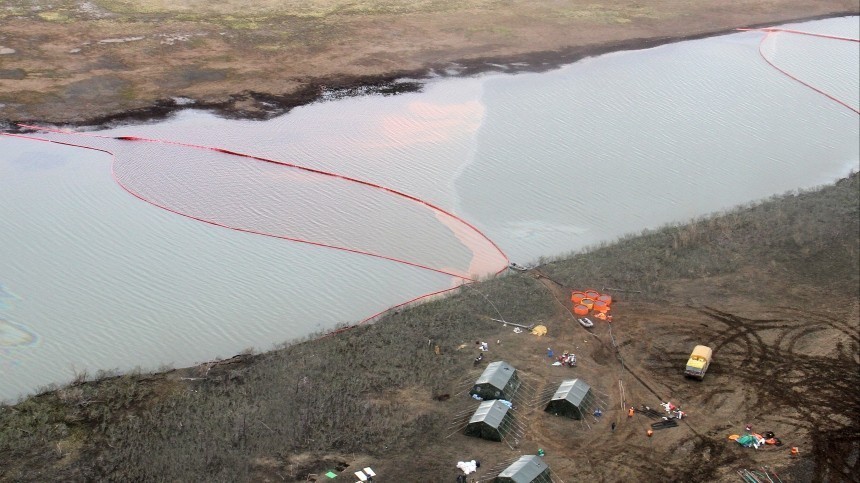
[597,294,613,305]
[580,298,595,310]
[573,304,589,316]
[584,289,600,300]
[593,300,609,313]
[571,292,586,304]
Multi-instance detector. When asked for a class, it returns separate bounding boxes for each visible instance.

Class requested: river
[1,17,857,401]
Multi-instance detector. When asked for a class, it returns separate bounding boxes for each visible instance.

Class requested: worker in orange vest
[790,447,799,457]
[647,429,654,437]
[628,407,635,418]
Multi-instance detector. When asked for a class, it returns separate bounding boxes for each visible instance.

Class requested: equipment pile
[728,430,783,449]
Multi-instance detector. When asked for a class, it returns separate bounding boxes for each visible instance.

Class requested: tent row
[466,362,596,439]
[461,363,595,482]
[465,362,521,443]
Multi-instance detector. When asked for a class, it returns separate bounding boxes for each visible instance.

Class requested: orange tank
[593,300,609,313]
[597,294,612,305]
[584,289,600,300]
[580,298,595,310]
[573,304,589,316]
[571,291,586,304]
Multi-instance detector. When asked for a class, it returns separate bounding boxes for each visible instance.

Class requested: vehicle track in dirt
[618,300,858,480]
[694,306,858,479]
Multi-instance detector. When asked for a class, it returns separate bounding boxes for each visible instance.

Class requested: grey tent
[495,455,551,483]
[464,400,513,442]
[544,378,595,420]
[470,361,520,401]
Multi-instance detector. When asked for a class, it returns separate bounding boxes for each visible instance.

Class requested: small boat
[578,317,594,328]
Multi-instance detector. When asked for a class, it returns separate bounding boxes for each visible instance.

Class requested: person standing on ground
[611,422,616,432]
[628,407,635,418]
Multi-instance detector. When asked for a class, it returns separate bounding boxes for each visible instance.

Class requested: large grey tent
[464,400,513,442]
[470,361,520,401]
[544,378,595,420]
[495,455,552,483]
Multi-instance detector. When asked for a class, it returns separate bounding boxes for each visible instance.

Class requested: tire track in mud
[695,306,860,479]
[630,303,857,479]
[530,274,858,479]
[528,274,720,481]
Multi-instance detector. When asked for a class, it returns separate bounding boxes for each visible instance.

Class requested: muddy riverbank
[1,1,857,129]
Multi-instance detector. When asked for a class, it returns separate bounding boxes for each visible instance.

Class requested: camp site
[0,1,857,481]
[2,174,858,481]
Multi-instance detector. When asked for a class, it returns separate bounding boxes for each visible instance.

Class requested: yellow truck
[684,345,713,380]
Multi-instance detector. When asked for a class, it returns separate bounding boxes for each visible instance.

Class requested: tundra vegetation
[1,173,857,481]
[2,1,859,480]
[0,0,857,125]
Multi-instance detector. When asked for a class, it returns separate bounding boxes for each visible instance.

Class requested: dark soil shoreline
[1,4,858,480]
[4,10,856,133]
[2,173,857,482]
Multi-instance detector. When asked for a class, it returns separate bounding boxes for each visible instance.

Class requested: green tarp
[736,435,756,447]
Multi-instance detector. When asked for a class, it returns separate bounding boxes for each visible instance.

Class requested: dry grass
[1,172,856,482]
[1,1,856,124]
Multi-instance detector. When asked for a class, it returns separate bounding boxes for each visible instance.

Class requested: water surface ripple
[0,17,857,401]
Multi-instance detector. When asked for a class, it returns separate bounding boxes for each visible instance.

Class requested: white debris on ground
[157,34,193,45]
[456,460,478,474]
[98,36,146,44]
[0,47,15,55]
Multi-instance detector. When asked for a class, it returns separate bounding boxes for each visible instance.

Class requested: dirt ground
[216,289,856,482]
[426,269,859,482]
[1,2,858,481]
[0,0,858,126]
[1,175,857,482]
